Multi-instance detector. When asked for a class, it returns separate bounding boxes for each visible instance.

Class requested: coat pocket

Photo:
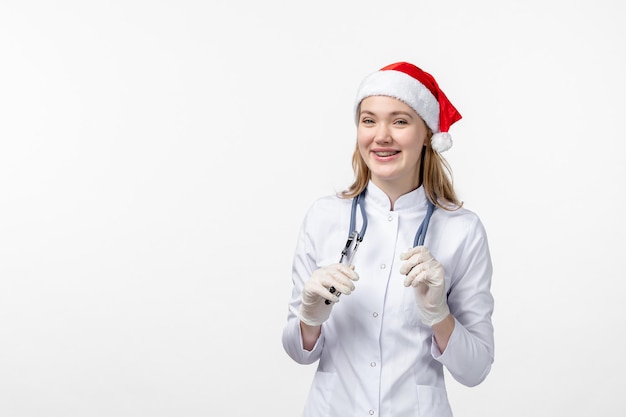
[416,385,453,417]
[303,371,337,417]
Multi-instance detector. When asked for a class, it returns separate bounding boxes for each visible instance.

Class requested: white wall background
[1,1,624,416]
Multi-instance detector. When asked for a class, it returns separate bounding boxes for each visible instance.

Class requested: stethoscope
[326,188,436,304]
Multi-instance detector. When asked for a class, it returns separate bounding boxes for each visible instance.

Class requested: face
[357,95,429,194]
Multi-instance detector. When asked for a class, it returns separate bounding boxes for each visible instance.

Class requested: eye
[394,119,408,125]
[361,117,375,125]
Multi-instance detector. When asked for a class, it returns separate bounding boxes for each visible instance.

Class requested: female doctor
[282,61,494,417]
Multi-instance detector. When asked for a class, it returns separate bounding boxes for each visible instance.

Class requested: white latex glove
[399,246,450,326]
[299,263,359,326]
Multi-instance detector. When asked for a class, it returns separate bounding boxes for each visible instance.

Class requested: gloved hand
[399,247,450,326]
[299,264,359,326]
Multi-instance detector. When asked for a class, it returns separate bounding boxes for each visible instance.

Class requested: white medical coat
[282,182,494,417]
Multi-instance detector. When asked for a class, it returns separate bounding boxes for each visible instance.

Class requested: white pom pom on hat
[354,62,462,152]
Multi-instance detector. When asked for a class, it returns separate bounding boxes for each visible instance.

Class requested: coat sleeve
[433,214,495,387]
[281,210,325,364]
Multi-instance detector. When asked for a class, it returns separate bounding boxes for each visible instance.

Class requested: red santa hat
[354,62,462,153]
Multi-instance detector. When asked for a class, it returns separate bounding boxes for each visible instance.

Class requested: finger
[420,254,438,267]
[307,279,342,302]
[411,268,433,287]
[399,259,417,276]
[306,279,335,299]
[325,286,341,302]
[403,262,428,286]
[399,245,428,261]
[334,263,360,281]
[404,266,435,288]
[402,255,439,285]
[399,250,434,275]
[328,270,356,295]
[410,265,445,288]
[311,268,354,296]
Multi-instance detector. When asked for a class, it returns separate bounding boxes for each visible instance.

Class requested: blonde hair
[340,129,463,211]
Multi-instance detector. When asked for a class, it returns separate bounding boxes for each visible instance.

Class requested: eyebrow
[360,110,414,118]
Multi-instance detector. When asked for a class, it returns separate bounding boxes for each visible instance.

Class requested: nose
[374,123,392,143]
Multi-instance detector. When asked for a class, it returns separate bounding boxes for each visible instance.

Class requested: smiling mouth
[374,151,399,157]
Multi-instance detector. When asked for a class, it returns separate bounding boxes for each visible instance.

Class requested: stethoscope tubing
[325,189,436,305]
[347,189,435,248]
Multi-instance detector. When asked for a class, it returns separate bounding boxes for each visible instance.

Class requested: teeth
[376,151,397,157]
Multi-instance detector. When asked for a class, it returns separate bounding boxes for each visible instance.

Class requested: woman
[282,61,494,417]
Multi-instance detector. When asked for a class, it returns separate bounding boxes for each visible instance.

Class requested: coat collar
[364,180,429,212]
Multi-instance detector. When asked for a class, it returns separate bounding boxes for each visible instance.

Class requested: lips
[374,151,399,157]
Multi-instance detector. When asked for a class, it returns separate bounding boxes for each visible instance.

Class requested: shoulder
[300,192,352,227]
[305,193,351,215]
[440,205,481,222]
[435,205,488,239]
[297,193,355,254]
[431,205,492,277]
